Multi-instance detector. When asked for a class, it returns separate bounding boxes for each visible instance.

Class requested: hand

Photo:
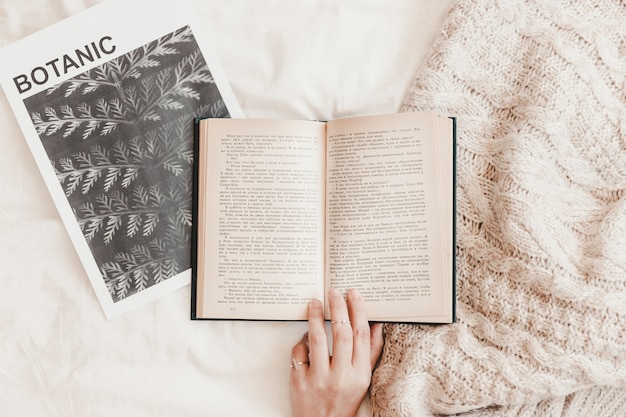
[289,288,384,417]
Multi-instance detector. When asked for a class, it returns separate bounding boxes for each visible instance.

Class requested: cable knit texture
[370,1,626,416]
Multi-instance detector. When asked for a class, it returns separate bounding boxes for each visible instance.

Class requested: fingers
[306,298,329,373]
[328,288,354,367]
[290,291,381,417]
[289,333,310,375]
[369,322,384,369]
[298,289,384,376]
[346,289,371,369]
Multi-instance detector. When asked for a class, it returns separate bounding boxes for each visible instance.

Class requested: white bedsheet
[0,0,452,415]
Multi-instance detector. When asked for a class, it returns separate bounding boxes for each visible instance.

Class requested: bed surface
[0,0,452,415]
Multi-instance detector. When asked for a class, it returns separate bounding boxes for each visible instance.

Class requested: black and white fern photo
[23,26,230,303]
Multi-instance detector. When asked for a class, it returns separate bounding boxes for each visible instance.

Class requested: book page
[325,112,452,322]
[197,118,326,320]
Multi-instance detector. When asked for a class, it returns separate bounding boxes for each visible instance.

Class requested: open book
[192,111,456,323]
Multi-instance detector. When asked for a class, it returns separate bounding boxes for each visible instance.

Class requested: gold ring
[290,358,309,370]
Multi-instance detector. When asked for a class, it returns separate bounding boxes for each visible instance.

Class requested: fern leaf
[82,217,103,242]
[181,148,193,164]
[140,77,158,106]
[95,194,114,214]
[103,261,125,276]
[115,273,132,300]
[64,172,82,196]
[127,214,141,237]
[113,141,130,163]
[163,160,184,176]
[157,97,184,110]
[59,158,75,171]
[138,58,161,69]
[91,66,110,82]
[33,124,47,136]
[151,261,166,284]
[82,168,101,194]
[103,167,121,192]
[143,110,160,121]
[163,259,177,281]
[105,56,126,80]
[173,86,200,99]
[133,268,148,292]
[156,68,172,89]
[131,245,152,263]
[116,251,139,269]
[60,105,74,118]
[47,121,64,135]
[121,168,138,188]
[110,98,125,119]
[127,68,142,79]
[104,279,115,296]
[157,46,179,57]
[177,207,193,227]
[77,102,92,118]
[104,215,122,244]
[44,107,59,121]
[31,112,43,125]
[81,220,100,242]
[163,221,185,248]
[33,125,47,135]
[45,83,63,95]
[149,239,166,256]
[154,45,178,56]
[64,82,82,97]
[83,121,100,140]
[101,122,118,136]
[82,83,100,94]
[95,98,109,117]
[128,137,144,161]
[148,185,165,205]
[78,201,97,217]
[144,135,160,159]
[92,145,110,165]
[63,121,81,138]
[74,152,92,168]
[132,185,150,206]
[187,71,214,85]
[210,100,227,118]
[155,260,175,284]
[143,213,159,237]
[122,86,139,114]
[109,190,130,211]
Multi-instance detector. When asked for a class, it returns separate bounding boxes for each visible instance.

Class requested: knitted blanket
[370,1,626,416]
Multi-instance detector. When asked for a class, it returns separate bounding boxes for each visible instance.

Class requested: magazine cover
[0,0,242,318]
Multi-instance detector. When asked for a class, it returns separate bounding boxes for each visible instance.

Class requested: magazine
[0,0,242,318]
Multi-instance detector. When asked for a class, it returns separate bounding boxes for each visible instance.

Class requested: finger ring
[290,358,309,371]
[331,319,350,325]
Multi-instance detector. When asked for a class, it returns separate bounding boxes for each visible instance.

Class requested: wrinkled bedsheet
[0,1,451,415]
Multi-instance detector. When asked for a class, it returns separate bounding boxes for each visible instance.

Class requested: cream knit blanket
[370,1,626,416]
